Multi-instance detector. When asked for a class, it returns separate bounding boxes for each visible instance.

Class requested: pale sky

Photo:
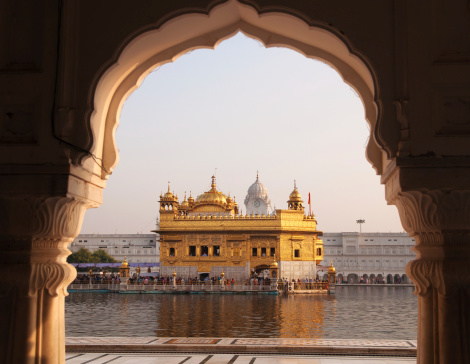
[80,33,404,235]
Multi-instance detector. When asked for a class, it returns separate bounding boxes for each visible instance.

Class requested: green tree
[91,249,117,263]
[67,248,93,263]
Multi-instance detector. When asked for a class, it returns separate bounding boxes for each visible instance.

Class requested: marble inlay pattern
[66,337,416,349]
[164,338,222,344]
[231,338,412,347]
[66,337,156,345]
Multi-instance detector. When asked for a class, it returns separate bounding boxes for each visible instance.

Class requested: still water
[65,286,417,339]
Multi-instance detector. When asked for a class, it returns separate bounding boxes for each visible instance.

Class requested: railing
[277,282,328,291]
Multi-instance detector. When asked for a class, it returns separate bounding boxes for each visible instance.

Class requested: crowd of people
[72,273,331,289]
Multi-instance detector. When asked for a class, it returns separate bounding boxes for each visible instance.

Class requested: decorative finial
[184,191,187,200]
[211,175,216,188]
[256,170,259,180]
[294,180,297,189]
[330,259,333,266]
[168,181,171,192]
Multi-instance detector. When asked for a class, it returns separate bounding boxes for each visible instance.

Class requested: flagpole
[308,192,311,216]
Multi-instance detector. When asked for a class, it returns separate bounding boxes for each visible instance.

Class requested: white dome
[244,174,272,209]
[247,179,268,198]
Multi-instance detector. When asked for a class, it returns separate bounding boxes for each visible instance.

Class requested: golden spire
[328,260,336,273]
[211,175,216,189]
[256,170,259,180]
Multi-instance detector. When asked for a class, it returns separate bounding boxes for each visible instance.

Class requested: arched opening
[88,0,382,184]
[347,273,358,284]
[377,274,384,283]
[337,273,344,284]
[370,273,376,284]
[361,273,368,283]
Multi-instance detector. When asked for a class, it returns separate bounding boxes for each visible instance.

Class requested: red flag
[308,193,311,216]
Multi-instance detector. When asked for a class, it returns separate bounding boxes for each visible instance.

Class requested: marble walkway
[66,337,417,363]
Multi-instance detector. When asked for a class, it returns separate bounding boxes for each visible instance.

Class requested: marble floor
[65,337,416,363]
[65,352,416,363]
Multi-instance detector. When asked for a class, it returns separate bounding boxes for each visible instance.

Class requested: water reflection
[65,286,417,339]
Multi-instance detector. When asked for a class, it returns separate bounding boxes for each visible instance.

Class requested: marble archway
[1,1,470,363]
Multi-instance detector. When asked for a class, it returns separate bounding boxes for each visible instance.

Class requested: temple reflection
[151,295,334,338]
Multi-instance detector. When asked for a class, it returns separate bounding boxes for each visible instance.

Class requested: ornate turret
[186,191,195,209]
[119,256,130,278]
[159,182,179,212]
[179,192,190,215]
[288,180,304,211]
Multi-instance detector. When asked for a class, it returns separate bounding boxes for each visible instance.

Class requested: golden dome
[289,181,302,201]
[270,259,278,268]
[188,191,194,203]
[328,260,336,273]
[195,176,228,205]
[162,182,177,200]
[226,194,233,204]
[180,192,189,208]
[120,256,129,268]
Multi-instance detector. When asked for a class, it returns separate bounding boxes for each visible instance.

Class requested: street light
[356,219,365,234]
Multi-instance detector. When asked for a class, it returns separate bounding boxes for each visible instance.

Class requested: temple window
[261,247,267,257]
[189,246,196,256]
[294,249,300,258]
[169,248,175,256]
[252,248,258,257]
[316,248,322,256]
[270,247,275,257]
[201,246,209,256]
[213,245,220,257]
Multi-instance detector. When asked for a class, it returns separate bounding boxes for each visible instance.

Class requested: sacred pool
[65,286,417,340]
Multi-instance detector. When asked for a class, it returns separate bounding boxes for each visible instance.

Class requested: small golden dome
[270,260,278,268]
[180,192,189,208]
[162,182,177,200]
[188,191,194,203]
[226,194,233,204]
[289,182,302,201]
[120,256,129,268]
[328,260,336,273]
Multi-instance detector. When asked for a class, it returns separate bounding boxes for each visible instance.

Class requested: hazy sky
[80,33,404,235]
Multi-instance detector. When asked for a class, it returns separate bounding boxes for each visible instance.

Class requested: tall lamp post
[356,219,365,234]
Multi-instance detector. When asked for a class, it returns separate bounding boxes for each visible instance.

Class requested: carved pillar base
[385,170,470,364]
[0,197,89,364]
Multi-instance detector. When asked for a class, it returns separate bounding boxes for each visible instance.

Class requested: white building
[70,233,159,264]
[320,232,415,284]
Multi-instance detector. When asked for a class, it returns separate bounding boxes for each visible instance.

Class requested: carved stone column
[0,196,90,364]
[385,166,470,364]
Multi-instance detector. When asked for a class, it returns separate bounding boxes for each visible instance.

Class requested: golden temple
[156,176,324,280]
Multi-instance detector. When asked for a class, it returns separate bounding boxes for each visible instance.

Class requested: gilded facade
[156,176,323,280]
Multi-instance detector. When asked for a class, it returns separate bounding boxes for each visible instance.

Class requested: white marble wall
[279,261,316,281]
[321,232,415,280]
[70,234,159,263]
